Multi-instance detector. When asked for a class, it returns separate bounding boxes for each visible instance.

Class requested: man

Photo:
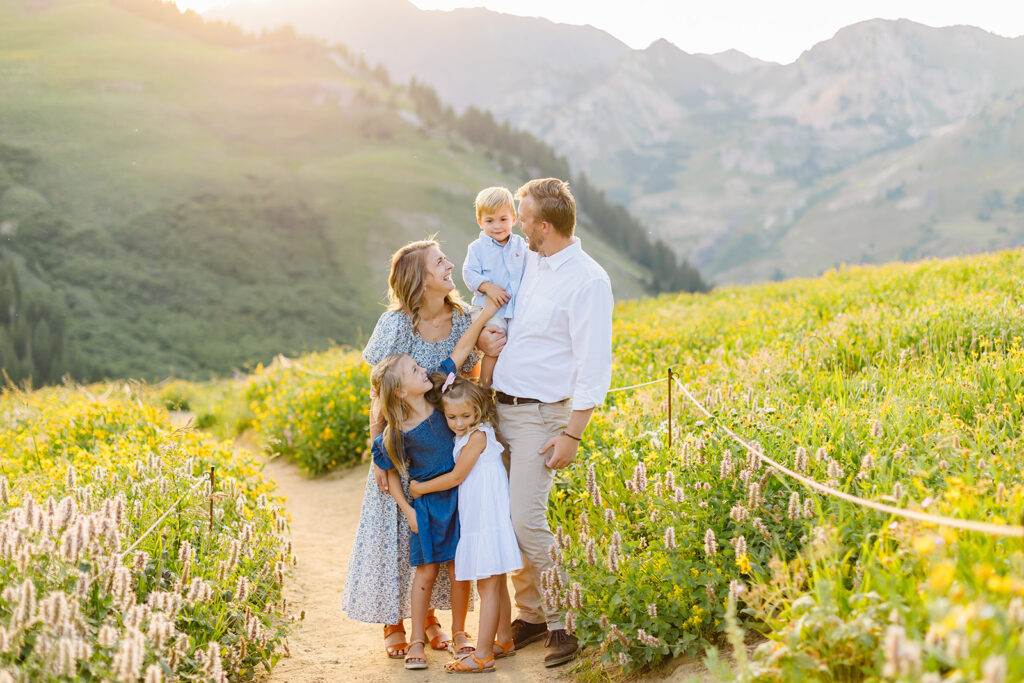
[491,178,613,667]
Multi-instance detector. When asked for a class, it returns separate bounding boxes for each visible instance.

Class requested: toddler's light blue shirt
[462,233,527,319]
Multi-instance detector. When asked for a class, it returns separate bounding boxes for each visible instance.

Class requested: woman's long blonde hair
[386,238,466,331]
[370,354,412,475]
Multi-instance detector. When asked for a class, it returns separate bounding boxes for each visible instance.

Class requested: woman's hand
[481,296,502,319]
[409,480,423,499]
[478,327,506,357]
[404,509,419,534]
[373,463,389,492]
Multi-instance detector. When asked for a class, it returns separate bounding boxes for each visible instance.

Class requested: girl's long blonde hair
[387,238,466,331]
[370,354,411,475]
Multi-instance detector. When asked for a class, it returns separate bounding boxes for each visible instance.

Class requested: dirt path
[253,446,726,683]
[258,453,559,682]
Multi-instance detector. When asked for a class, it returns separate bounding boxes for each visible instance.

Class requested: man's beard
[525,233,542,253]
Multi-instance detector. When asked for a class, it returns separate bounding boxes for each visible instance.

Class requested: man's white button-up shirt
[492,237,613,411]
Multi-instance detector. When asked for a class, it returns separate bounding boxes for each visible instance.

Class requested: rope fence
[606,368,1024,538]
[120,469,213,558]
[606,377,669,393]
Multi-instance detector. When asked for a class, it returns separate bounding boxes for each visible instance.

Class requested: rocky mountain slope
[212,2,1024,283]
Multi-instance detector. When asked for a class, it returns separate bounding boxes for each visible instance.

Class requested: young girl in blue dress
[410,376,522,673]
[370,297,498,670]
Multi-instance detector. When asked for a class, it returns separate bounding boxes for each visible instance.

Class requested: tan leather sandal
[450,630,475,655]
[492,639,516,659]
[384,623,408,659]
[444,652,495,674]
[425,615,452,651]
[404,639,427,670]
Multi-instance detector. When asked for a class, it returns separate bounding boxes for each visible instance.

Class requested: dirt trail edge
[253,446,722,683]
[257,451,561,682]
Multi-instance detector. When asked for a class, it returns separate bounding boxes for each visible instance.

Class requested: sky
[180,1,1024,64]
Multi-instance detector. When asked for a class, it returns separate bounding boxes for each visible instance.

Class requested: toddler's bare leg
[480,354,497,388]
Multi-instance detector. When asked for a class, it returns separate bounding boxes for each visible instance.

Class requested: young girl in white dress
[410,376,522,673]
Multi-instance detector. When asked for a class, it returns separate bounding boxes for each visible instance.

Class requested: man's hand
[373,463,389,492]
[409,480,423,499]
[539,434,579,470]
[478,327,506,356]
[479,282,511,307]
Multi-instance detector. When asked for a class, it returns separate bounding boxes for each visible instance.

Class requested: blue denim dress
[373,408,459,566]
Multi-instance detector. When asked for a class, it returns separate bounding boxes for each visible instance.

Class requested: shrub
[246,349,370,475]
[0,387,293,680]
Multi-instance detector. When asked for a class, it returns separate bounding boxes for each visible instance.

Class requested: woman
[341,238,503,658]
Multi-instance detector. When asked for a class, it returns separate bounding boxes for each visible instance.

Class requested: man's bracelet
[561,431,582,442]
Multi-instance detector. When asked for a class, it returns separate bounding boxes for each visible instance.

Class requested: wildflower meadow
[243,249,1023,680]
[245,351,371,476]
[1,249,1022,681]
[547,250,1024,679]
[0,388,293,681]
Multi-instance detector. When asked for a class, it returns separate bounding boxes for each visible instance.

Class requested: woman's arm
[449,299,500,369]
[386,469,418,534]
[409,431,486,498]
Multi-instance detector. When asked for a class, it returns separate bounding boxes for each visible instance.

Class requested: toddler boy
[463,186,526,386]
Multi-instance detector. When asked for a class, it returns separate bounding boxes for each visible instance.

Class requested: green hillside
[0,0,672,383]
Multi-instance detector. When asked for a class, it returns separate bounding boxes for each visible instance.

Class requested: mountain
[208,0,630,114]
[210,2,1024,283]
[0,0,678,383]
[697,48,776,75]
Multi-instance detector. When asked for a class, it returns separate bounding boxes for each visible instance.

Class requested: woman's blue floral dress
[341,307,480,624]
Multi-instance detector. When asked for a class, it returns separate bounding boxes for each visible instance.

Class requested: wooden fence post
[667,367,674,449]
[209,466,215,532]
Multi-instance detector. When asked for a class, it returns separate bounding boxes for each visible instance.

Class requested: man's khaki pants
[495,399,572,630]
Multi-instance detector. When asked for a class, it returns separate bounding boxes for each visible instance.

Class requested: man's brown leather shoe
[543,629,579,667]
[510,618,548,649]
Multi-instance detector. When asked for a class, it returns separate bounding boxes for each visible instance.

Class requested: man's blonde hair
[475,186,516,221]
[515,178,576,238]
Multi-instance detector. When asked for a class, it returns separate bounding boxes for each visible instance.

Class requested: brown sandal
[384,624,407,659]
[405,639,427,670]
[450,630,475,656]
[425,615,452,651]
[492,639,516,659]
[444,652,495,674]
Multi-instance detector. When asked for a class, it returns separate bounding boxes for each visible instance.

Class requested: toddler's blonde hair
[475,186,516,221]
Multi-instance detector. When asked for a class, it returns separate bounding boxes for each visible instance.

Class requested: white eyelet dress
[453,422,523,581]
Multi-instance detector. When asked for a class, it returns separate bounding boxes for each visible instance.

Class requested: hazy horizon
[177,0,1024,64]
